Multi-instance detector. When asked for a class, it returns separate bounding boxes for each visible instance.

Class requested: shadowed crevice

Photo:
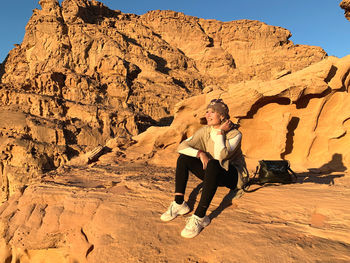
[172,78,190,93]
[196,21,214,47]
[76,3,121,25]
[342,68,350,91]
[5,255,12,263]
[121,33,142,47]
[295,87,332,109]
[239,96,291,119]
[148,53,170,74]
[86,244,95,258]
[281,117,300,159]
[324,65,338,83]
[0,55,8,83]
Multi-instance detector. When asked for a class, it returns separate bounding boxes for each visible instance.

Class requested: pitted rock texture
[141,11,326,82]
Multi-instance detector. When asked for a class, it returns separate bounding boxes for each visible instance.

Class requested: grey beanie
[207,99,230,120]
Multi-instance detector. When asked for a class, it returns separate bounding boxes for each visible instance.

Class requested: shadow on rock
[186,182,243,221]
[186,182,203,211]
[297,153,346,185]
[208,188,243,221]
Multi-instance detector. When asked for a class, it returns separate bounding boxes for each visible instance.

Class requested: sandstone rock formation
[1,0,350,262]
[0,159,349,262]
[0,0,327,202]
[133,55,350,174]
[341,0,350,21]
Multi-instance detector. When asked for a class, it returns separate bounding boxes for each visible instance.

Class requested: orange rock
[0,0,329,202]
[341,0,350,21]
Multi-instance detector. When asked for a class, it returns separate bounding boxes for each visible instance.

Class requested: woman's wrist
[217,129,224,135]
[197,150,203,158]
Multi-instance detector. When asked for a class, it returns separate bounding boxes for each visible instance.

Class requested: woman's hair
[206,98,230,120]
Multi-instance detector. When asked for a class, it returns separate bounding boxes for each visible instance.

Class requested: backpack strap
[242,165,261,193]
[287,166,298,182]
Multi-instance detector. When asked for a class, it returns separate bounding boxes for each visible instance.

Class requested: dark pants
[175,154,238,217]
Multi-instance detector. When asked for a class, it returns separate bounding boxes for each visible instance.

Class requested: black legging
[175,154,238,218]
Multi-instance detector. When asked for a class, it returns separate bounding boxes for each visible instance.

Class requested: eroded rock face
[132,55,350,174]
[0,0,327,202]
[141,11,326,82]
[0,1,350,262]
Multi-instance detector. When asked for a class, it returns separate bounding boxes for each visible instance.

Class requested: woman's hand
[219,119,233,133]
[198,151,209,170]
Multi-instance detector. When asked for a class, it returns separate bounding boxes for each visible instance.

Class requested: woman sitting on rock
[160,98,247,238]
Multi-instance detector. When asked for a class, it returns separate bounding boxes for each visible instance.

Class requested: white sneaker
[181,214,210,238]
[160,201,190,222]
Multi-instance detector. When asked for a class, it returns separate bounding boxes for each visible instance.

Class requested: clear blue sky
[0,0,349,63]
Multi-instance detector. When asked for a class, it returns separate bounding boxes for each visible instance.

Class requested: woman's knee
[204,160,222,182]
[177,154,190,165]
[176,154,198,170]
[206,159,221,171]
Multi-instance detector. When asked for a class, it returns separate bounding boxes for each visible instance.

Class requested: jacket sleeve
[177,127,206,156]
[177,136,200,157]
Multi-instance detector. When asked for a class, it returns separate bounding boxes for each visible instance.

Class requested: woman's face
[205,108,223,127]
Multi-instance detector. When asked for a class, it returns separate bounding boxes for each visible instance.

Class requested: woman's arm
[212,119,242,161]
[178,136,200,157]
[177,127,206,155]
[177,127,210,169]
[212,129,242,160]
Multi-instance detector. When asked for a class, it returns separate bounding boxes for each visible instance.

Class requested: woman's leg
[220,164,238,189]
[194,159,222,217]
[161,154,206,222]
[175,154,204,204]
[194,161,238,217]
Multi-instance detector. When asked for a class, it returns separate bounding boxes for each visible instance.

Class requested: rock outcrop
[0,160,349,262]
[0,0,327,202]
[341,0,350,21]
[132,55,350,173]
[1,1,350,262]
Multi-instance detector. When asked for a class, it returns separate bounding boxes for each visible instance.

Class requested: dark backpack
[243,160,297,192]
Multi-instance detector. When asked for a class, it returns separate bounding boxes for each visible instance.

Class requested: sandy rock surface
[0,153,349,263]
[132,55,350,174]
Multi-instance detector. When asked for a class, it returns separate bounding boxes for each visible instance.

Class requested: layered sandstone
[0,159,349,262]
[0,0,327,202]
[0,0,350,262]
[133,55,350,174]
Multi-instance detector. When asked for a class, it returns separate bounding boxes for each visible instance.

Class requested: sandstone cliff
[0,0,327,202]
[1,0,350,262]
[133,55,350,175]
